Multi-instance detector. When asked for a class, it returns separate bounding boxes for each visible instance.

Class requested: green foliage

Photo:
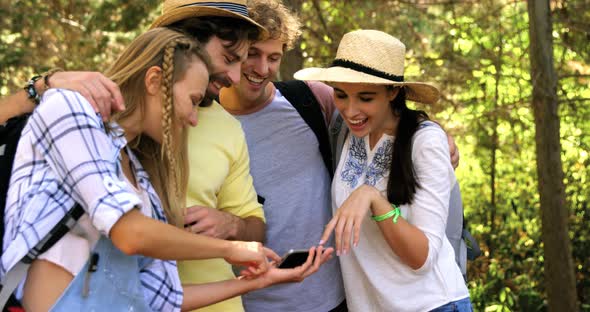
[1,0,588,309]
[0,0,160,96]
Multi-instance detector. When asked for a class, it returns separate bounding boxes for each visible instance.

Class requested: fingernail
[336,250,340,256]
[318,240,324,245]
[354,242,358,247]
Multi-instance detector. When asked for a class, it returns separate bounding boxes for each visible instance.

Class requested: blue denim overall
[50,236,151,311]
[430,297,473,312]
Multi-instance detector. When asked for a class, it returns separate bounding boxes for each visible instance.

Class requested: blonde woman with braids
[2,28,327,312]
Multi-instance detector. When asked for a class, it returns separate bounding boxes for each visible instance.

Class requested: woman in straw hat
[2,27,331,312]
[295,29,472,311]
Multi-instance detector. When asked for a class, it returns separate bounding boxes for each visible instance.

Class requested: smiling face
[203,36,249,100]
[172,57,210,128]
[237,38,284,105]
[332,82,399,141]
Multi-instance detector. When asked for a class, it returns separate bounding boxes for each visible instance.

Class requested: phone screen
[277,250,310,269]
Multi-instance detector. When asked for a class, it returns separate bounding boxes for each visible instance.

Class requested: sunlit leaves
[0,0,159,94]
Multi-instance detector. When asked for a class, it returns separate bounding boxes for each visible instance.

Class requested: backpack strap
[273,81,333,179]
[330,114,348,172]
[0,204,84,309]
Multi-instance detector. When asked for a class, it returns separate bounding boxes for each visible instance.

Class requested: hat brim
[294,66,440,104]
[150,6,268,38]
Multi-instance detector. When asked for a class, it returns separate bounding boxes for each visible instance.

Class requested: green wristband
[371,204,401,223]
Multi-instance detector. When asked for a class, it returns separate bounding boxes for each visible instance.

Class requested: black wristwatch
[24,75,43,105]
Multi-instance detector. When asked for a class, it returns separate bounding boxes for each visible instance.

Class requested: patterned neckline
[340,133,394,188]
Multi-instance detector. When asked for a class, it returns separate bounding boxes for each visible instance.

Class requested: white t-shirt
[332,123,469,312]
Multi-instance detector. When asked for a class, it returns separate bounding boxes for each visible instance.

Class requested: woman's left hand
[319,184,379,256]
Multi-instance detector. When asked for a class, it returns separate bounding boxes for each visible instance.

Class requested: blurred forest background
[0,0,588,310]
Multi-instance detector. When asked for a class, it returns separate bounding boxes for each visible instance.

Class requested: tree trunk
[278,0,304,81]
[279,43,304,81]
[527,1,579,310]
[489,28,505,259]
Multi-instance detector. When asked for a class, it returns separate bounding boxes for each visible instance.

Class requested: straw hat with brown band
[294,29,440,105]
[151,0,268,37]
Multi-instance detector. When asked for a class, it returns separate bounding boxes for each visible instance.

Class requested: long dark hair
[387,87,429,206]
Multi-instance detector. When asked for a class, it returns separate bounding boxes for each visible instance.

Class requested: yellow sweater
[180,102,264,312]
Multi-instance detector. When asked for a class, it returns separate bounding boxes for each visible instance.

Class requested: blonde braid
[104,28,210,228]
[160,38,193,226]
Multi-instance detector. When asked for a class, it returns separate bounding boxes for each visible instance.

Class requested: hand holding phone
[238,245,335,291]
[277,249,312,269]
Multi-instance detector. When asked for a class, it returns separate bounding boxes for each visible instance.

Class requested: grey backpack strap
[0,205,84,308]
[447,182,467,277]
[0,262,28,308]
[329,113,349,173]
[463,228,482,260]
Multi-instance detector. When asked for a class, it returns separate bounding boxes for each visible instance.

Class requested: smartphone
[277,249,310,269]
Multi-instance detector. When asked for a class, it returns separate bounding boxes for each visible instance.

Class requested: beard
[200,93,215,107]
[200,74,233,107]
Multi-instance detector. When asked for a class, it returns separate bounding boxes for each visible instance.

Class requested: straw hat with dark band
[151,0,267,36]
[294,29,440,104]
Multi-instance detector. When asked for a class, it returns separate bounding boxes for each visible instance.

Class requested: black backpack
[273,80,333,179]
[0,115,29,312]
[0,115,31,242]
[0,115,83,310]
